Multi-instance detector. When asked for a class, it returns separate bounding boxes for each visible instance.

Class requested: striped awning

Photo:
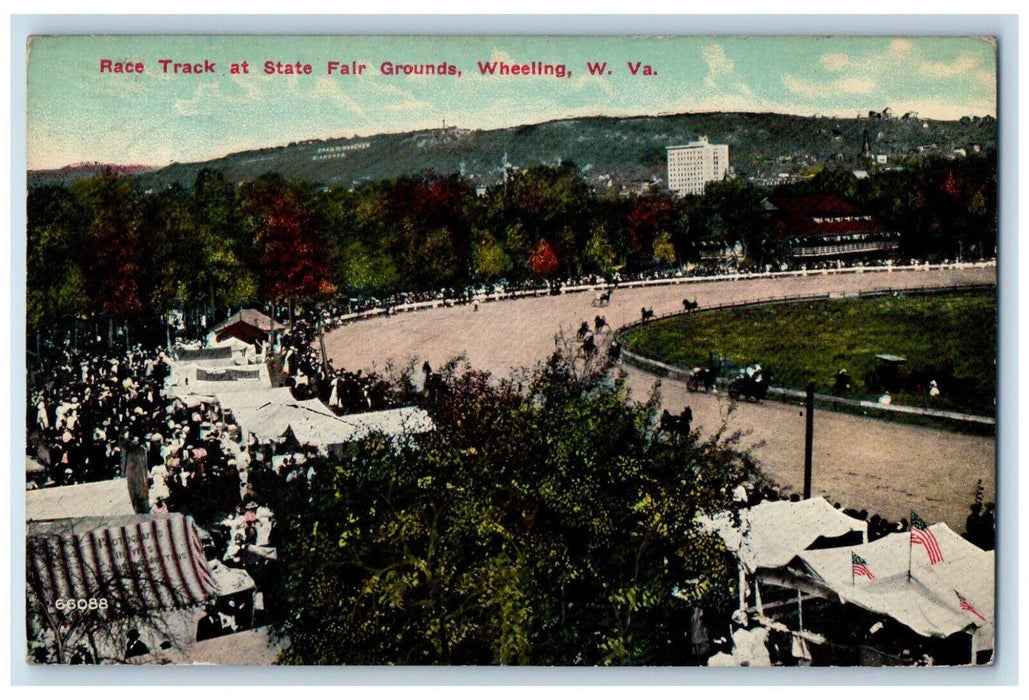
[27,513,218,616]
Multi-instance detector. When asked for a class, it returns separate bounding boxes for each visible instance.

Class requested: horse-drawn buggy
[728,364,769,402]
[864,354,907,394]
[686,354,730,393]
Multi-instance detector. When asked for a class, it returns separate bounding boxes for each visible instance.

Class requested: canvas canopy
[207,308,284,335]
[233,401,434,448]
[27,478,136,521]
[793,523,994,651]
[701,497,868,574]
[298,405,435,445]
[166,361,272,398]
[27,513,218,614]
[214,387,297,413]
[174,346,234,362]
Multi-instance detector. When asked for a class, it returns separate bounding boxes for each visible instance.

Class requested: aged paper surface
[23,32,997,670]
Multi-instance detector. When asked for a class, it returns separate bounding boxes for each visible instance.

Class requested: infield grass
[626,290,996,416]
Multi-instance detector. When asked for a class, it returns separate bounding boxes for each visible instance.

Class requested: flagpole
[852,550,856,586]
[907,512,914,581]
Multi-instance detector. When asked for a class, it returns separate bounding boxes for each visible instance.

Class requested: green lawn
[626,291,996,415]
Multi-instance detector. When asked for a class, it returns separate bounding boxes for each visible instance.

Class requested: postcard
[22,32,998,670]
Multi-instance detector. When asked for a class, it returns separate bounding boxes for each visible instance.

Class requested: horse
[832,369,852,397]
[659,406,693,441]
[577,321,591,340]
[594,315,609,334]
[683,298,700,313]
[422,361,444,400]
[687,367,717,393]
[641,307,655,323]
[580,333,597,359]
[728,367,769,402]
[592,289,612,307]
[607,341,622,362]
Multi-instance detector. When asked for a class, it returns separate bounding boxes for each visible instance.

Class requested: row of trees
[28,151,996,337]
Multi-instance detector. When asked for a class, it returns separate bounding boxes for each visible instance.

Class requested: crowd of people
[307,256,985,336]
[28,337,172,488]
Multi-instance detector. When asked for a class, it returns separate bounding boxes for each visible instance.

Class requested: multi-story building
[666,137,729,196]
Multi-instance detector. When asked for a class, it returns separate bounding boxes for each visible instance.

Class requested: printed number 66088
[54,598,108,611]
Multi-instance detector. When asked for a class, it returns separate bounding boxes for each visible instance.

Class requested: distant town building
[666,137,729,196]
[761,194,901,262]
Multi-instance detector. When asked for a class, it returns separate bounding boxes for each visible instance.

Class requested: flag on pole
[911,511,944,565]
[852,553,875,580]
[956,590,986,621]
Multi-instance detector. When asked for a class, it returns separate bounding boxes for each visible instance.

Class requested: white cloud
[784,74,877,100]
[836,77,877,94]
[821,53,850,72]
[311,77,366,115]
[702,42,752,97]
[922,53,981,78]
[174,83,223,117]
[703,43,734,77]
[889,39,912,55]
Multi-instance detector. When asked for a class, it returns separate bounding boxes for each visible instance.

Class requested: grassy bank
[626,290,996,416]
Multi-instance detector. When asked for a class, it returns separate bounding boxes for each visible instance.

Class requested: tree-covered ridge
[270,354,759,665]
[27,149,996,339]
[28,112,996,191]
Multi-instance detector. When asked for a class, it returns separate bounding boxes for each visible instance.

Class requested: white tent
[233,401,434,450]
[315,405,436,444]
[165,361,272,399]
[215,387,297,413]
[701,497,868,574]
[27,478,136,521]
[794,523,994,653]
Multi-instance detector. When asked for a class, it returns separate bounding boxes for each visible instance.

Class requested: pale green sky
[27,35,997,169]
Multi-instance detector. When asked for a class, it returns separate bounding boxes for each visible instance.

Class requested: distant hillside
[28,162,155,188]
[31,112,996,192]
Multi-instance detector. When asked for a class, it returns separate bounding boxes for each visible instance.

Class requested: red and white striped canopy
[27,513,218,615]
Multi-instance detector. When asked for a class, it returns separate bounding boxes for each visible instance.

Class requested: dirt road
[324,267,996,531]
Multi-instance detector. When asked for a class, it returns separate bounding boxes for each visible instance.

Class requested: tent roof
[702,497,867,574]
[27,478,136,521]
[166,363,272,398]
[233,401,434,447]
[795,523,993,646]
[27,512,218,613]
[210,309,285,335]
[215,387,297,412]
[291,405,435,446]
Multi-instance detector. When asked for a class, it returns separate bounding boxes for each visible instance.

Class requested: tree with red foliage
[69,173,145,343]
[528,238,559,277]
[239,175,336,312]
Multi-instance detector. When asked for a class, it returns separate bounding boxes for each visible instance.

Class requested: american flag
[911,511,944,565]
[956,590,986,621]
[852,552,875,580]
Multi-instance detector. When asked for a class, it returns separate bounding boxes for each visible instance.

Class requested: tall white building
[666,137,729,196]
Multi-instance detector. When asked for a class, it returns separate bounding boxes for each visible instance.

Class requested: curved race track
[325,267,997,531]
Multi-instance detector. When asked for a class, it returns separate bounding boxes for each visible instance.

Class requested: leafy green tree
[26,185,87,332]
[69,173,146,341]
[585,223,622,275]
[190,169,257,314]
[272,354,757,665]
[652,231,677,265]
[472,229,513,281]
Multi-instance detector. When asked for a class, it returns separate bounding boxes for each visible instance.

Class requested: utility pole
[803,382,815,499]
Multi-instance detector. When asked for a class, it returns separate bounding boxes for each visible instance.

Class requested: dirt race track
[325,267,997,531]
